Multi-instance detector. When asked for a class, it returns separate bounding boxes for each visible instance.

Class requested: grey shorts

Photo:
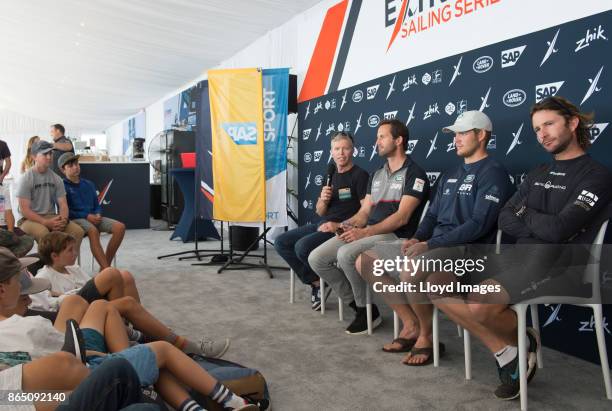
[73,216,119,234]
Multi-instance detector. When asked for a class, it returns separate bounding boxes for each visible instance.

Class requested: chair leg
[592,304,612,400]
[433,307,440,367]
[464,330,472,380]
[289,269,295,304]
[529,304,543,368]
[457,325,463,338]
[366,287,372,335]
[320,279,325,315]
[338,297,343,321]
[393,311,400,340]
[514,304,529,411]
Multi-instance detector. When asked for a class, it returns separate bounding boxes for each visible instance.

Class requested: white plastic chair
[89,232,117,271]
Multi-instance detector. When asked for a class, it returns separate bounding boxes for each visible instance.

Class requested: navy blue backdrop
[298,11,611,365]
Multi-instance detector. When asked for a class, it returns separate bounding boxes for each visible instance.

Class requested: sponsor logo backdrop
[298,11,612,365]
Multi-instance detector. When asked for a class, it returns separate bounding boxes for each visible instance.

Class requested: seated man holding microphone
[274,132,369,310]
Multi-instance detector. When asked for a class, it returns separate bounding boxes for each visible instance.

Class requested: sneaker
[62,319,86,364]
[494,330,540,400]
[198,338,231,359]
[345,304,382,335]
[126,323,144,343]
[311,285,332,311]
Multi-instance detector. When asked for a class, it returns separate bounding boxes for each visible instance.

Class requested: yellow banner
[209,68,266,222]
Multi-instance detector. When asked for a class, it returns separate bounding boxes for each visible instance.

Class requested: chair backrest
[418,200,430,224]
[585,219,609,301]
[495,229,502,255]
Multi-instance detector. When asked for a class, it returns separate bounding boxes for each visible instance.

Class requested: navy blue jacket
[63,178,102,220]
[415,156,515,248]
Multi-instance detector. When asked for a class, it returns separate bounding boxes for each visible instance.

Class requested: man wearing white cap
[358,111,516,365]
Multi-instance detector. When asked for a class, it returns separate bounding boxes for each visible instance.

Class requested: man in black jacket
[432,96,612,400]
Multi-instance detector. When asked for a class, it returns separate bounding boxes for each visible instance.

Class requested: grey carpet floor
[97,226,612,410]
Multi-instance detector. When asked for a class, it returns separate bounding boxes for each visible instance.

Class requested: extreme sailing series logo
[385,0,503,51]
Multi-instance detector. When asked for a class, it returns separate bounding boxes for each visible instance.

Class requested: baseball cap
[0,230,34,258]
[0,246,39,284]
[58,152,80,169]
[443,110,493,133]
[31,140,54,156]
[19,271,51,295]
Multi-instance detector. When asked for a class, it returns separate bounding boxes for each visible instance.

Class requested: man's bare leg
[105,222,125,265]
[92,268,125,301]
[53,295,89,332]
[118,270,140,303]
[87,227,110,269]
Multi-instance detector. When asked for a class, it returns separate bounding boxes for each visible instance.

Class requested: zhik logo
[575,25,607,52]
[579,315,611,335]
[501,45,526,68]
[535,81,564,103]
[222,122,257,145]
[580,66,603,105]
[540,29,560,67]
[589,123,609,144]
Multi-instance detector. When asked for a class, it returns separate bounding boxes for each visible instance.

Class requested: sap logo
[485,194,500,203]
[303,152,312,163]
[487,134,497,150]
[368,114,381,128]
[402,74,417,91]
[501,45,526,68]
[222,122,257,145]
[390,183,402,190]
[589,123,609,144]
[473,56,494,73]
[535,81,565,103]
[426,172,441,187]
[384,110,398,120]
[459,184,473,192]
[580,66,603,105]
[422,72,432,85]
[352,89,364,103]
[575,25,607,52]
[314,175,324,186]
[302,129,311,140]
[579,315,611,335]
[313,150,323,162]
[406,139,418,155]
[503,89,527,107]
[445,102,456,116]
[367,84,380,100]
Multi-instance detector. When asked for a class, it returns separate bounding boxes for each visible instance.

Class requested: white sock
[494,345,518,367]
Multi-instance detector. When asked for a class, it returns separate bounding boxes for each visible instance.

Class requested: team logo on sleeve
[413,178,425,192]
[576,190,599,209]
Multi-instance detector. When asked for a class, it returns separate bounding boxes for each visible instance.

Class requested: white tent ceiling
[0,0,322,132]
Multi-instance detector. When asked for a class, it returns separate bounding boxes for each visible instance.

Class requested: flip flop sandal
[382,337,417,353]
[403,342,446,366]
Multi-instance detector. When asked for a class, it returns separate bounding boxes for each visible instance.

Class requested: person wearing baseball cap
[59,151,126,269]
[0,228,34,257]
[0,247,49,304]
[14,140,84,248]
[356,110,515,365]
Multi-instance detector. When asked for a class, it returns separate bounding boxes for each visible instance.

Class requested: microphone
[325,163,336,187]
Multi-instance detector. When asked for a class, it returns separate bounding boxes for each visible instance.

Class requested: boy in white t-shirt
[34,231,230,358]
[0,247,259,411]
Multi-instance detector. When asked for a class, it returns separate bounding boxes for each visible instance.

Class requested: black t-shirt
[366,157,430,237]
[0,140,10,174]
[52,136,74,175]
[499,154,612,244]
[323,164,369,223]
